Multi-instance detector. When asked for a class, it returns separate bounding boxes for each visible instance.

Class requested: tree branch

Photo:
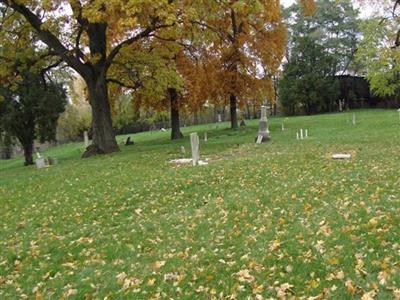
[105,22,175,72]
[0,0,90,78]
[107,78,142,90]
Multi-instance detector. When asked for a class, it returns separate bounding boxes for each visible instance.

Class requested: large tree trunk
[22,141,34,166]
[169,88,183,140]
[230,94,238,129]
[83,75,119,157]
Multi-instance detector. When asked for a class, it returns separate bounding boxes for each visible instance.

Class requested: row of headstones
[187,106,270,165]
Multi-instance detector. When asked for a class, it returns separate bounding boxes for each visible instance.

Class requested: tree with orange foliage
[185,1,287,129]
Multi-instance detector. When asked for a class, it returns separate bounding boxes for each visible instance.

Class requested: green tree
[356,10,400,97]
[0,73,67,166]
[279,37,339,114]
[280,0,359,114]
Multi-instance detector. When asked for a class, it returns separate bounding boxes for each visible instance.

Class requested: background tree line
[279,0,400,116]
[1,0,399,164]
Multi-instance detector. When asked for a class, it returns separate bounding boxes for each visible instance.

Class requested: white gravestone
[296,132,299,140]
[204,132,208,142]
[255,106,270,143]
[332,153,352,160]
[36,157,49,169]
[352,113,356,125]
[84,131,89,148]
[190,133,200,166]
[218,114,222,123]
[300,129,304,140]
[397,108,400,122]
[305,129,308,138]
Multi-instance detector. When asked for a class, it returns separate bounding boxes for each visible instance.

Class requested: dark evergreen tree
[280,0,360,115]
[0,73,67,166]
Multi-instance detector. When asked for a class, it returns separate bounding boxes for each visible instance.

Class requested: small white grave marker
[332,153,352,160]
[352,113,356,125]
[217,114,222,123]
[397,108,400,122]
[190,132,200,166]
[296,132,299,140]
[305,129,308,138]
[300,129,304,140]
[281,123,285,131]
[204,132,208,142]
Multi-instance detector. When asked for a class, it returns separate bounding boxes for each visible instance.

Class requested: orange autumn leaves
[108,0,313,114]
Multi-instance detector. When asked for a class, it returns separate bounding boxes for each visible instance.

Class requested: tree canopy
[279,0,360,115]
[356,1,400,97]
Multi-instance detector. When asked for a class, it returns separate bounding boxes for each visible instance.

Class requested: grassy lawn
[1,109,399,299]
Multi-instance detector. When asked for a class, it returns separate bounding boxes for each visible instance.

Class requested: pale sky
[280,0,377,18]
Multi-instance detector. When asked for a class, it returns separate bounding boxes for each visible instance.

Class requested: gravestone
[352,113,356,125]
[281,123,285,131]
[190,133,200,166]
[339,99,344,112]
[332,153,352,160]
[125,137,134,146]
[181,146,186,156]
[240,119,246,127]
[255,106,270,143]
[397,108,400,122]
[217,114,222,123]
[300,129,304,140]
[36,157,48,169]
[305,129,308,138]
[47,157,58,165]
[204,132,208,142]
[84,131,89,148]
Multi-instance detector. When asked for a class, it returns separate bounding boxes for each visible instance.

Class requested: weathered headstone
[48,157,58,165]
[180,146,186,156]
[125,137,134,146]
[296,132,299,140]
[305,129,308,138]
[339,99,344,112]
[36,157,49,169]
[84,131,89,148]
[190,133,200,166]
[281,123,285,131]
[300,129,304,140]
[352,113,356,125]
[217,114,222,123]
[255,106,270,143]
[204,132,208,142]
[240,119,246,127]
